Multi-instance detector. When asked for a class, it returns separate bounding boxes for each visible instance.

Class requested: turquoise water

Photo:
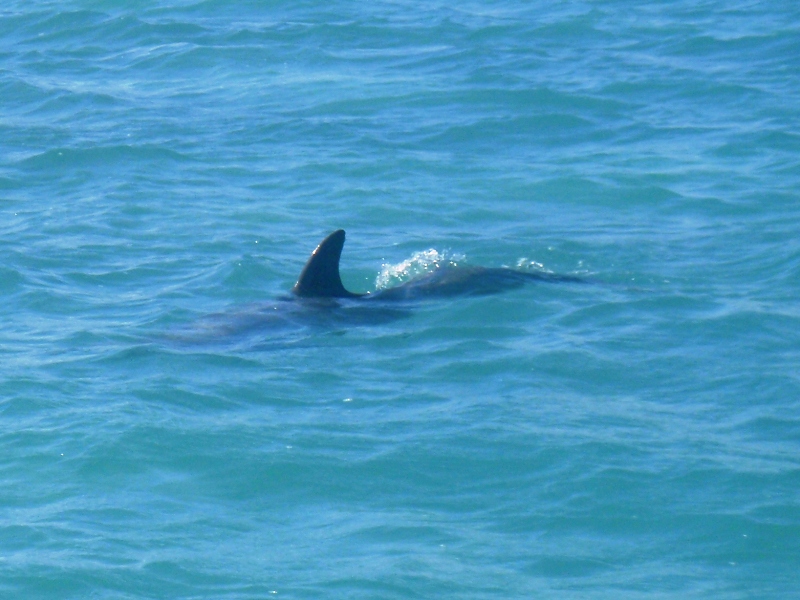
[2,1,799,597]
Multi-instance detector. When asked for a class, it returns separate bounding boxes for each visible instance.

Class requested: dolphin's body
[175,229,582,345]
[292,229,583,301]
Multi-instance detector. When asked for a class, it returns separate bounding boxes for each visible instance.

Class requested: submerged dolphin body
[292,229,583,301]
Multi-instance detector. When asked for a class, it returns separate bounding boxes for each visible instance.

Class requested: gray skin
[292,229,583,301]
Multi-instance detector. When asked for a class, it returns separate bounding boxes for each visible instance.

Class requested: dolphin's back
[370,265,581,300]
[292,229,584,301]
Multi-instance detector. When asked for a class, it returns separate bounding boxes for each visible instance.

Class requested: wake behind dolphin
[293,229,584,301]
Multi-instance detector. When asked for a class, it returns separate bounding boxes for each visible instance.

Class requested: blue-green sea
[2,1,799,598]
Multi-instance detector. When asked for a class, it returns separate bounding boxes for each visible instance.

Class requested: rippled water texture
[1,1,799,598]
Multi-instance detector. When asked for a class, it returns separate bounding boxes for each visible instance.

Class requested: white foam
[375,249,465,289]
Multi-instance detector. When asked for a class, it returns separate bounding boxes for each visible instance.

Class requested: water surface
[2,1,799,598]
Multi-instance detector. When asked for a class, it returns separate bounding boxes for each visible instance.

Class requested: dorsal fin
[292,229,364,298]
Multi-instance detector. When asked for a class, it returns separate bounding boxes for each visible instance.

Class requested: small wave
[18,144,190,170]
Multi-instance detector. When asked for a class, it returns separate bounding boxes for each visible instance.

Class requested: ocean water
[1,0,799,598]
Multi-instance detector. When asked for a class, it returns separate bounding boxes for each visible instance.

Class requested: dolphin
[292,229,583,301]
[171,229,582,346]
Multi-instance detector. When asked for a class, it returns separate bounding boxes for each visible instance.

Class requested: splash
[515,257,547,272]
[376,249,465,290]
